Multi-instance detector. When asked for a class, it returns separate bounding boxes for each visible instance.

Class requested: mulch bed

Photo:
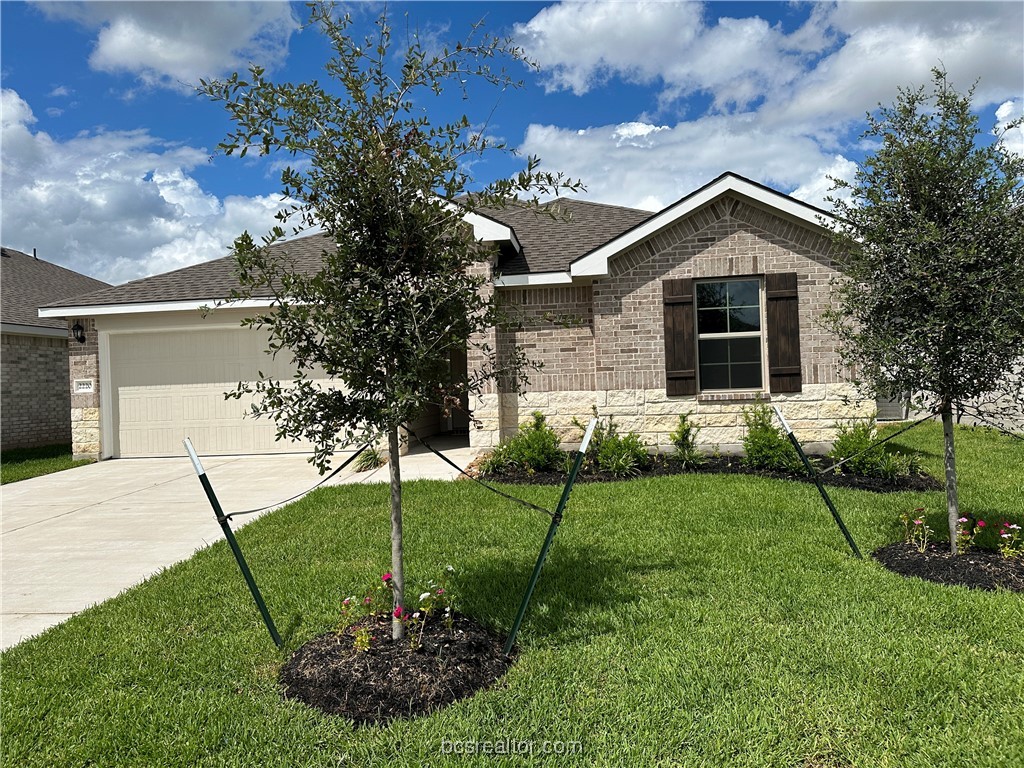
[279,612,513,725]
[479,454,942,494]
[873,541,1024,592]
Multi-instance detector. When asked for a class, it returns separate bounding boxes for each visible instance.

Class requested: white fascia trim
[38,298,275,318]
[571,175,837,278]
[494,272,573,287]
[463,211,522,253]
[1,322,68,338]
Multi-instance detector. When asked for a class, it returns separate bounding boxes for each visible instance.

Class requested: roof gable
[478,198,652,276]
[570,172,836,279]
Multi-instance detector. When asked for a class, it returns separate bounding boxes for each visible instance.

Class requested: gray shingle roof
[477,198,653,275]
[1,248,110,329]
[42,234,333,310]
[41,198,651,311]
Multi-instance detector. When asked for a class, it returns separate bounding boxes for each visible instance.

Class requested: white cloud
[995,100,1024,158]
[36,1,299,93]
[514,1,832,111]
[521,116,835,212]
[790,155,859,210]
[764,3,1024,131]
[1,88,287,284]
[513,1,1023,214]
[47,85,72,98]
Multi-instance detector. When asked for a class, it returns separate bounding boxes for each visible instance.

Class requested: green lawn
[0,443,92,484]
[1,423,1021,767]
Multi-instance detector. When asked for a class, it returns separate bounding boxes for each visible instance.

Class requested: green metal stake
[771,406,862,559]
[504,418,597,657]
[183,438,284,648]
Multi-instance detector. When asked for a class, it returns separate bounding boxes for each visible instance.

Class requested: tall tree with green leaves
[824,67,1024,554]
[200,3,580,638]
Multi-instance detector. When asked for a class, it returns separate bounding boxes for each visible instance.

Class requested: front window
[695,278,764,390]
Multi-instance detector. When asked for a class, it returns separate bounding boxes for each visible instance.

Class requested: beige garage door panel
[111,329,320,458]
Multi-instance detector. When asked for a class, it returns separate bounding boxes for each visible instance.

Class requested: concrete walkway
[1,439,479,650]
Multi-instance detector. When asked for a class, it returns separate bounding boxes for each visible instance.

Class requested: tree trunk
[941,406,960,555]
[388,426,405,640]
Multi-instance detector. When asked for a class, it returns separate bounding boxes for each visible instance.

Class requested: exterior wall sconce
[71,322,86,344]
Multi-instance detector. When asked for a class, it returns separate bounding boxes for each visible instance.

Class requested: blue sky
[2,1,1021,285]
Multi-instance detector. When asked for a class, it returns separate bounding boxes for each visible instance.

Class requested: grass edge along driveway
[1,422,1022,767]
[0,443,92,484]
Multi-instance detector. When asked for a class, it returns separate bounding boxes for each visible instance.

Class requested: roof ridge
[0,246,110,287]
[541,197,653,215]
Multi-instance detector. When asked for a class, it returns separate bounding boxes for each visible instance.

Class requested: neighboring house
[1,247,110,451]
[41,172,873,461]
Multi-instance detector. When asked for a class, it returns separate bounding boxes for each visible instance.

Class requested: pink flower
[958,517,968,523]
[436,588,445,595]
[393,606,404,619]
[914,519,923,525]
[363,596,372,605]
[342,598,352,606]
[382,572,392,582]
[977,521,987,528]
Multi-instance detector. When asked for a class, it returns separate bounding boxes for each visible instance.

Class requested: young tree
[200,3,580,638]
[824,67,1024,554]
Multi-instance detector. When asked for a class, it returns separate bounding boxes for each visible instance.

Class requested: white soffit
[570,173,837,279]
[464,211,522,253]
[38,298,274,319]
[494,271,573,287]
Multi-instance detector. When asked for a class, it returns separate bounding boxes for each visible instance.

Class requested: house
[40,172,872,461]
[466,172,873,453]
[1,247,110,451]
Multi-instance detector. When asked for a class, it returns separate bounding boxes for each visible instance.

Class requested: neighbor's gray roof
[477,198,653,276]
[42,199,652,311]
[1,247,110,329]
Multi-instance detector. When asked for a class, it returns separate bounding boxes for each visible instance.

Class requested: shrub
[669,411,703,469]
[354,445,387,472]
[573,408,651,478]
[828,417,920,479]
[479,411,562,475]
[741,401,802,472]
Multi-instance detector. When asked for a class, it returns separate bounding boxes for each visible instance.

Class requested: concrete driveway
[1,440,477,650]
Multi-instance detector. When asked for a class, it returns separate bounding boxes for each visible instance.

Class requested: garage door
[110,328,322,458]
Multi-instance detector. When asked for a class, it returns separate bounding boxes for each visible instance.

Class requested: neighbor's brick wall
[0,332,71,450]
[469,194,873,451]
[68,318,101,460]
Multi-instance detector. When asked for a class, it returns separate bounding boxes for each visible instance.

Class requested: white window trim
[694,276,768,394]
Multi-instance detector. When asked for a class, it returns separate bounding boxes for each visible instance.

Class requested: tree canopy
[824,67,1024,551]
[200,3,581,635]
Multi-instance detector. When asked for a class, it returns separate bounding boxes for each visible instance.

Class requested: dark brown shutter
[663,278,696,396]
[766,272,802,393]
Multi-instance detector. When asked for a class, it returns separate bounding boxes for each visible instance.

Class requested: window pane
[728,307,760,332]
[700,363,730,390]
[697,308,728,334]
[731,362,763,389]
[728,280,760,308]
[699,339,729,364]
[729,337,761,364]
[697,282,728,308]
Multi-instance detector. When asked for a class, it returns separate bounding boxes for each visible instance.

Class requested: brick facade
[469,194,873,452]
[0,332,72,450]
